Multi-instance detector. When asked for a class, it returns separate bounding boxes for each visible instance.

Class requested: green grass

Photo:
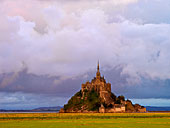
[0,113,170,128]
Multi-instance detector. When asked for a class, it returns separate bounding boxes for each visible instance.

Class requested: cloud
[0,67,84,96]
[0,3,169,78]
[0,0,170,80]
[124,0,170,24]
[0,0,170,108]
[0,92,67,109]
[1,65,170,100]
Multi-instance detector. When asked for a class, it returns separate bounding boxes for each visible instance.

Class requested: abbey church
[60,62,146,113]
[81,62,112,104]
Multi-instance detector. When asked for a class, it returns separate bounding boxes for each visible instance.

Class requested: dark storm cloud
[0,67,83,97]
[104,66,170,99]
[1,65,170,99]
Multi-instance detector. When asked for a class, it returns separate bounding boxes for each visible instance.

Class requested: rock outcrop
[61,62,146,113]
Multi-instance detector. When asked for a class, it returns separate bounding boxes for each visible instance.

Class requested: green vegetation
[64,89,100,111]
[110,92,117,101]
[64,90,83,110]
[0,113,170,128]
[118,95,125,101]
[87,89,100,111]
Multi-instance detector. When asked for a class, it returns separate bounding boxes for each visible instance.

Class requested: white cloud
[0,0,170,81]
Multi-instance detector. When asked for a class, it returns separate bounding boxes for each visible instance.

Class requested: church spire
[97,60,100,72]
[96,60,101,79]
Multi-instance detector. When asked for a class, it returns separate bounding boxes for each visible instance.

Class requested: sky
[0,0,170,109]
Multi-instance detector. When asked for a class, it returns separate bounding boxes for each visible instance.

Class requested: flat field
[0,113,170,128]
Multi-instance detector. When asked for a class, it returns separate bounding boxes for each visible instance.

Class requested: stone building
[81,62,112,103]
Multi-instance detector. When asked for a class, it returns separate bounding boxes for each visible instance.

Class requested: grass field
[0,113,170,128]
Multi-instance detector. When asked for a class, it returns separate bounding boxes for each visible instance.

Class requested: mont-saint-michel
[60,62,146,113]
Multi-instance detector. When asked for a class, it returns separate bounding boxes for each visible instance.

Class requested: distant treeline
[0,106,62,112]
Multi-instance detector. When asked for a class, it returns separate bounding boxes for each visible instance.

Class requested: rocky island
[60,62,146,113]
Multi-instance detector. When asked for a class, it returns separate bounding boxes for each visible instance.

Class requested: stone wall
[105,106,126,113]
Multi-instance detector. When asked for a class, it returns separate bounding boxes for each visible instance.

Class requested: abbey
[81,62,111,104]
[60,62,146,113]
